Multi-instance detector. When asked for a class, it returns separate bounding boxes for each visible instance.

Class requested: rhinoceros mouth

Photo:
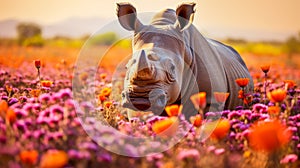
[121,87,168,114]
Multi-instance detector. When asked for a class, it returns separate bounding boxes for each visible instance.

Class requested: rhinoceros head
[117,2,196,115]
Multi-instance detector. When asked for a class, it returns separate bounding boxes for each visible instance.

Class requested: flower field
[0,45,300,168]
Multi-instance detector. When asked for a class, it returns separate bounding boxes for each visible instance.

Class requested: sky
[0,0,300,41]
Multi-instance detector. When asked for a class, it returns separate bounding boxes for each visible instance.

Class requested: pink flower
[280,154,298,164]
[177,149,200,160]
[214,148,225,155]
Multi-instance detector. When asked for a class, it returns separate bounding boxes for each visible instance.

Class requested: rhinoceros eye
[147,53,159,61]
[125,59,136,69]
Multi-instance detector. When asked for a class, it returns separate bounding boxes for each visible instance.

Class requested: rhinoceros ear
[116,3,144,31]
[175,3,196,31]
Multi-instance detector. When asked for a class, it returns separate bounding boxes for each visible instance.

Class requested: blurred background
[0,0,300,70]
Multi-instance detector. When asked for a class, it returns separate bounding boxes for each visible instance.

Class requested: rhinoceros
[117,2,253,118]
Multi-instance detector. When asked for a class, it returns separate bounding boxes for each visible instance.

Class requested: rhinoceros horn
[135,50,154,80]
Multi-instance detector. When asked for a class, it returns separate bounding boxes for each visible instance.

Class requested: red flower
[235,78,250,88]
[34,60,41,69]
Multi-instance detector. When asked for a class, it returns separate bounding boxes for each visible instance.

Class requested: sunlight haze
[0,0,299,41]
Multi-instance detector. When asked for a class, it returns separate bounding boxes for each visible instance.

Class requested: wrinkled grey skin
[117,3,253,117]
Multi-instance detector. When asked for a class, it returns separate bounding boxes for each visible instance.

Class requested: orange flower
[40,150,68,168]
[6,108,16,124]
[235,78,250,88]
[284,80,296,89]
[243,94,253,105]
[79,72,88,81]
[267,89,287,102]
[190,92,206,110]
[40,80,53,87]
[209,119,230,140]
[34,60,41,69]
[100,73,107,80]
[248,120,291,153]
[5,84,13,92]
[20,150,39,165]
[0,100,8,113]
[98,94,107,102]
[214,92,230,103]
[30,89,41,98]
[165,104,182,117]
[238,90,244,99]
[267,106,280,116]
[100,87,112,97]
[189,114,202,127]
[152,117,179,138]
[260,64,270,73]
[104,101,113,108]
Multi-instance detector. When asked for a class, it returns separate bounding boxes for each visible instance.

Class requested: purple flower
[8,98,18,106]
[23,103,33,112]
[228,111,241,119]
[280,154,298,164]
[146,153,163,162]
[252,103,268,113]
[59,88,72,99]
[0,135,7,144]
[80,142,98,151]
[32,103,41,111]
[235,106,243,110]
[33,130,45,139]
[14,109,28,118]
[50,105,64,114]
[39,93,51,103]
[287,126,297,133]
[291,136,299,141]
[177,149,200,160]
[14,120,27,132]
[68,149,80,159]
[97,153,112,163]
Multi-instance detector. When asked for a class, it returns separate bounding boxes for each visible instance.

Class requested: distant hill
[0,17,296,41]
[0,19,19,38]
